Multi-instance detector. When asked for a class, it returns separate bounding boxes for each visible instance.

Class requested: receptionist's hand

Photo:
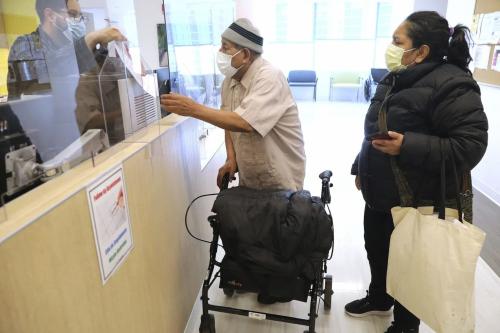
[85,27,127,50]
[160,93,198,116]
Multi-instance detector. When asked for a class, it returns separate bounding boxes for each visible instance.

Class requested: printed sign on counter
[87,166,133,284]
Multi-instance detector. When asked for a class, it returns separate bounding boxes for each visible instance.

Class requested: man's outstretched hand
[160,93,198,117]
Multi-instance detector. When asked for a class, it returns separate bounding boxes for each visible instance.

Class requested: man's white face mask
[217,49,243,77]
[385,43,416,72]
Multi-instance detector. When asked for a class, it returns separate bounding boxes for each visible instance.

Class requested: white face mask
[66,19,87,40]
[385,43,416,72]
[217,49,243,77]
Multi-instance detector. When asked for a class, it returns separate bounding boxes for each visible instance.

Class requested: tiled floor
[186,101,500,333]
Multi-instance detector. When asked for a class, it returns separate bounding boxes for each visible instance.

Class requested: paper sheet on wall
[492,46,500,72]
[87,166,134,284]
[477,12,500,44]
[474,45,491,70]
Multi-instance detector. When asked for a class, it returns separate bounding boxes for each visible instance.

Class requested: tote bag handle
[438,140,463,222]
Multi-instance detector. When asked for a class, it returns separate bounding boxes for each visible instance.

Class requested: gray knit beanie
[221,18,263,54]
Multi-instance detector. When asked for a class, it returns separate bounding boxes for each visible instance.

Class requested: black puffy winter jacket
[352,61,488,212]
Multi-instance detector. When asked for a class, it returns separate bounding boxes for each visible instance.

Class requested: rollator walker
[198,170,334,333]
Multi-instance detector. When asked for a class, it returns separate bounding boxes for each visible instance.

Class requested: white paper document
[477,12,500,44]
[474,45,491,70]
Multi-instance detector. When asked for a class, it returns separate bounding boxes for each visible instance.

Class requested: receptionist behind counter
[0,0,126,203]
[5,0,126,152]
[7,0,125,99]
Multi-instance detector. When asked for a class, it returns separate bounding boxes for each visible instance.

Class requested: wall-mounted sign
[87,166,133,284]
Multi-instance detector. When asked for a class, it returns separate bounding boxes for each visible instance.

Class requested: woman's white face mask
[385,43,416,72]
[217,49,243,77]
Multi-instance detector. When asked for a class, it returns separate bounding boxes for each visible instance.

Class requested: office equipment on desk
[117,77,161,138]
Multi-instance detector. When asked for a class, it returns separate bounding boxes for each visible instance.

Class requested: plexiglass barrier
[79,41,161,145]
[0,0,163,216]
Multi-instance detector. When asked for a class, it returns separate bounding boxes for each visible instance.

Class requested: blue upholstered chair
[287,70,318,101]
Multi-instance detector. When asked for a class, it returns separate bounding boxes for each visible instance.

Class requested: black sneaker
[344,294,392,317]
[385,322,419,333]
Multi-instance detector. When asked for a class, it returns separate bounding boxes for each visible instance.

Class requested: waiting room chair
[364,68,389,101]
[329,71,365,102]
[287,70,318,101]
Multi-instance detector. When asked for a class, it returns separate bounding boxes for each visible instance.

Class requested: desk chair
[287,70,318,101]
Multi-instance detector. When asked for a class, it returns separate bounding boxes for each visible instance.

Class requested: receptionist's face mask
[50,11,86,42]
[217,49,243,77]
[385,43,416,72]
[66,19,87,40]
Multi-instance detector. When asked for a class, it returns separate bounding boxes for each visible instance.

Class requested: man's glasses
[67,15,86,23]
[59,9,87,23]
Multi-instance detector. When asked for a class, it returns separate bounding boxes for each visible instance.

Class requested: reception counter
[0,116,225,333]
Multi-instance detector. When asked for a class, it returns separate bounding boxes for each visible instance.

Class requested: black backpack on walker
[212,186,333,301]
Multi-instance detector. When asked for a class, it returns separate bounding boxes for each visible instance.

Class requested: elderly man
[161,18,306,191]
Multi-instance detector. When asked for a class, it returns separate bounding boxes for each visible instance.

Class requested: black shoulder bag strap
[377,76,415,207]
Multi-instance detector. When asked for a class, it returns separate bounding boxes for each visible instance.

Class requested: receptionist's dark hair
[36,0,69,21]
[405,11,473,71]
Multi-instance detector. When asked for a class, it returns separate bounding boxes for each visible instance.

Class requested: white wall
[413,0,449,16]
[446,0,476,27]
[133,0,165,69]
[472,84,500,205]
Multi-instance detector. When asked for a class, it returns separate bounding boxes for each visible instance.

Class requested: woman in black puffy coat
[345,11,488,333]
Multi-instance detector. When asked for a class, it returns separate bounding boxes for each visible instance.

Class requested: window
[275,3,288,42]
[255,0,413,97]
[343,2,364,39]
[169,4,213,46]
[314,2,337,40]
[376,2,393,38]
[272,1,314,43]
[314,0,377,40]
[165,0,234,169]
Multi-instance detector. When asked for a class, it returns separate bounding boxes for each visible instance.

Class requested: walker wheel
[223,287,234,297]
[199,314,216,333]
[324,274,333,310]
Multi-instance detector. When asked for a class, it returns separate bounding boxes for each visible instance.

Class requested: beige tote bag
[387,206,486,333]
